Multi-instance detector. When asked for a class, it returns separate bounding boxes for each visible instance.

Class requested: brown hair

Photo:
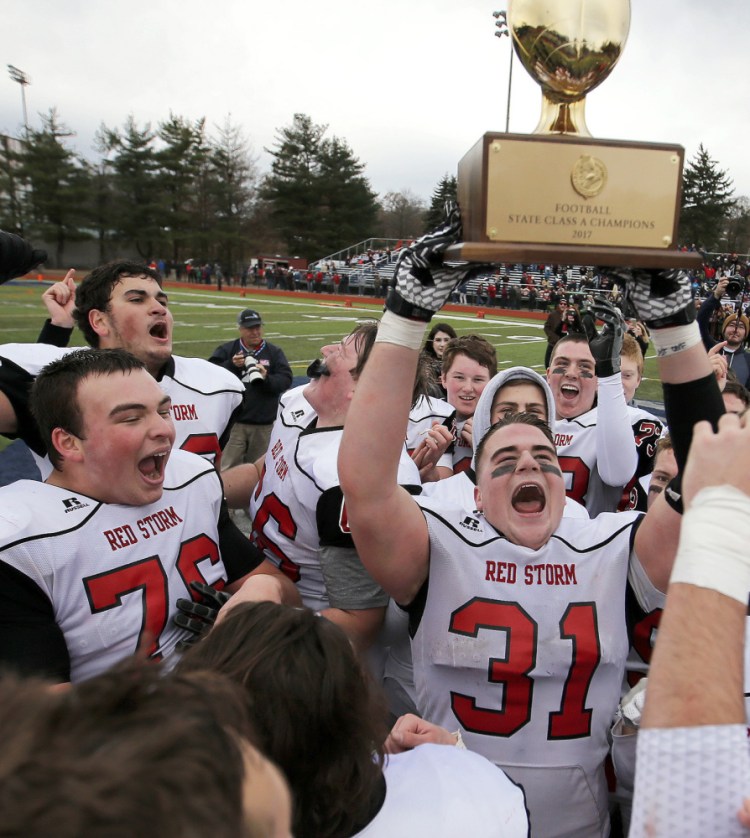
[621,333,644,376]
[178,602,389,838]
[441,334,498,377]
[0,662,258,838]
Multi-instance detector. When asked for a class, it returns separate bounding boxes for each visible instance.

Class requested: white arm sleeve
[630,725,750,837]
[595,373,638,486]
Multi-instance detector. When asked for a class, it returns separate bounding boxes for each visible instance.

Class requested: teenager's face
[547,341,597,420]
[442,354,491,419]
[475,422,565,550]
[91,276,173,376]
[490,382,548,424]
[620,355,642,403]
[432,331,452,359]
[69,369,175,505]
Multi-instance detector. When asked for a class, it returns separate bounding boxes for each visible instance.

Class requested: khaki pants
[220,423,273,471]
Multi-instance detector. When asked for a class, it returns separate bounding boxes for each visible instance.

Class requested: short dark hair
[30,348,145,469]
[549,331,590,364]
[178,602,388,838]
[724,379,750,409]
[441,334,498,377]
[475,411,556,476]
[73,260,162,347]
[423,322,457,359]
[0,662,257,838]
[350,320,378,380]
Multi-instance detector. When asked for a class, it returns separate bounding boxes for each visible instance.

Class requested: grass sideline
[0,279,665,450]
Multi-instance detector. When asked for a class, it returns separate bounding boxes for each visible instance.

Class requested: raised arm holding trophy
[446,0,701,271]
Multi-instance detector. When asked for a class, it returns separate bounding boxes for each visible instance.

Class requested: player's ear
[474,485,483,513]
[50,427,84,464]
[88,308,109,340]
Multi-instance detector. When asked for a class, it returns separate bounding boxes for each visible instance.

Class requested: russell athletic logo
[62,496,90,513]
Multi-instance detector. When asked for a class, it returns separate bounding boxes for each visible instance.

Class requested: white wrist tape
[650,322,701,358]
[375,309,427,350]
[670,486,750,604]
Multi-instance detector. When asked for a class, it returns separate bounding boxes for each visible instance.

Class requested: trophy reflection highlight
[508,0,631,137]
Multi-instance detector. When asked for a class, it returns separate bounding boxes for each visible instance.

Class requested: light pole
[493,11,513,133]
[7,65,30,135]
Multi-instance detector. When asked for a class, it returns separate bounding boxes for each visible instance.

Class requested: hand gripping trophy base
[385,203,471,323]
[607,267,696,330]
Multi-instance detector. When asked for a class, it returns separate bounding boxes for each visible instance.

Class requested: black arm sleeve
[37,320,73,348]
[0,560,71,680]
[662,373,725,473]
[216,497,264,581]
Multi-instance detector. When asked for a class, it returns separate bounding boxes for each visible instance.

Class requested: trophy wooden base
[454,132,701,270]
[444,242,703,270]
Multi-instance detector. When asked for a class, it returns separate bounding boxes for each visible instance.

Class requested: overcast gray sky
[2,0,747,204]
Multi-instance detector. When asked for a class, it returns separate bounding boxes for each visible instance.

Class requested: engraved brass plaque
[485,138,681,249]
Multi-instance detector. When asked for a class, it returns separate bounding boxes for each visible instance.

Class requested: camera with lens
[242,356,265,384]
[725,277,744,299]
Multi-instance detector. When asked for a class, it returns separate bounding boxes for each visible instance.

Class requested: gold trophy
[446,0,700,269]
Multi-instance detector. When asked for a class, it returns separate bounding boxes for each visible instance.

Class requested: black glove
[174,582,231,648]
[0,231,47,283]
[588,296,624,377]
[604,267,695,329]
[385,202,472,321]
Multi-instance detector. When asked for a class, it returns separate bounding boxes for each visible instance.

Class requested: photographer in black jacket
[209,309,292,468]
[697,275,750,388]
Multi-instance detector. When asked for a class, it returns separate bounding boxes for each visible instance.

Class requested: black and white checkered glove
[605,267,695,329]
[588,296,624,377]
[385,203,471,321]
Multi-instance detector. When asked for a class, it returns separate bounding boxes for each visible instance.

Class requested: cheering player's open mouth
[560,383,579,401]
[512,483,546,514]
[306,359,331,378]
[149,321,170,341]
[138,451,169,483]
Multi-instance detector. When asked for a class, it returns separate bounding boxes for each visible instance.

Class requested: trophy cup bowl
[448,0,701,270]
[508,0,630,136]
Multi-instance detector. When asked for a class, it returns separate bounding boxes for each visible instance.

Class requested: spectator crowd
[2,224,750,837]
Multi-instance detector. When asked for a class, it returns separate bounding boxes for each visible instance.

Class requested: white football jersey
[0,450,234,682]
[250,388,420,610]
[161,355,243,467]
[352,744,529,837]
[553,407,624,516]
[411,495,663,838]
[620,405,664,512]
[406,395,455,472]
[0,345,243,476]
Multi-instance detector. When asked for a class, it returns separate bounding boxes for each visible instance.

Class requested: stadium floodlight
[492,10,513,132]
[7,65,31,135]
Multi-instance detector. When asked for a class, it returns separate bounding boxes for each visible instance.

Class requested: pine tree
[261,114,326,258]
[98,116,163,258]
[425,173,457,230]
[262,113,378,260]
[679,145,735,251]
[10,109,91,267]
[316,136,378,255]
[209,116,258,276]
[156,114,209,264]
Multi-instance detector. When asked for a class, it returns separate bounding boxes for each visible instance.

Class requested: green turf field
[0,281,665,449]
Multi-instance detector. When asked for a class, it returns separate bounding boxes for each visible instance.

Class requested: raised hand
[41,269,77,328]
[588,296,625,377]
[606,267,695,329]
[386,202,472,322]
